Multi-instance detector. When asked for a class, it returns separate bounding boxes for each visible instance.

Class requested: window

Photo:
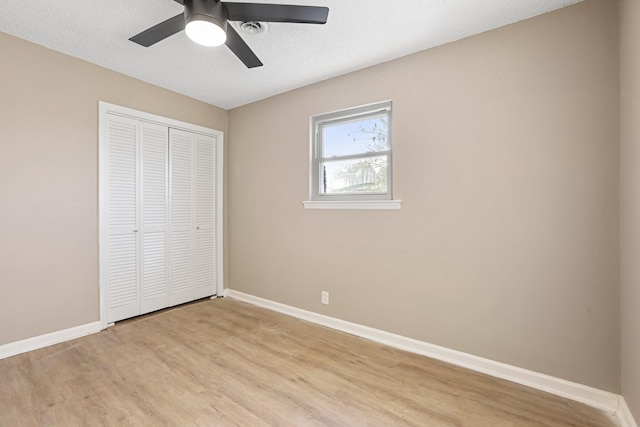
[307,101,399,209]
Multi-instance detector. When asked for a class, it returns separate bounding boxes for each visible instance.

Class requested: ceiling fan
[129,0,329,68]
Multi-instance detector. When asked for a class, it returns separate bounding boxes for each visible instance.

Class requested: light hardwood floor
[0,298,617,426]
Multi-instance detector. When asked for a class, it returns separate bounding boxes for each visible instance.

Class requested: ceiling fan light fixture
[130,0,329,68]
[185,16,227,47]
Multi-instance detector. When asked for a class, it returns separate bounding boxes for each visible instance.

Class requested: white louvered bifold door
[194,133,217,299]
[101,102,222,324]
[105,115,140,323]
[169,128,195,306]
[139,122,169,314]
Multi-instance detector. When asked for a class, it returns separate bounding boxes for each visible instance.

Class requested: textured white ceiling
[0,0,581,109]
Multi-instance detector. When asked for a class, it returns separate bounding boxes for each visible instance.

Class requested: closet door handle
[133,229,138,233]
[196,226,200,230]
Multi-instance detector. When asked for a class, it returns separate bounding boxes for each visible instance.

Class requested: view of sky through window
[322,115,388,157]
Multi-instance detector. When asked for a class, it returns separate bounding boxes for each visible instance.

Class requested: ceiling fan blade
[224,3,329,24]
[225,24,263,68]
[173,0,185,4]
[129,13,185,47]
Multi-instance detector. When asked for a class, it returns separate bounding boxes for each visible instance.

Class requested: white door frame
[98,101,224,329]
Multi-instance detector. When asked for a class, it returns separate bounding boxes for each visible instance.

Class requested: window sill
[302,200,402,210]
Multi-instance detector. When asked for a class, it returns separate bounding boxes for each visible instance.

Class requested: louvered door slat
[169,128,195,306]
[195,228,215,295]
[194,134,217,298]
[105,115,140,322]
[108,234,137,307]
[140,122,169,314]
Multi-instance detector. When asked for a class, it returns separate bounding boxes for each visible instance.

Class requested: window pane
[320,155,388,194]
[321,115,388,158]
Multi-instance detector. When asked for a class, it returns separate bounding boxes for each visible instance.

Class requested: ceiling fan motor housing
[185,0,229,32]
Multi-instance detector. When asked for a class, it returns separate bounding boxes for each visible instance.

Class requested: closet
[99,102,223,324]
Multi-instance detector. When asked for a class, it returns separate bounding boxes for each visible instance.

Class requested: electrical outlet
[321,291,329,305]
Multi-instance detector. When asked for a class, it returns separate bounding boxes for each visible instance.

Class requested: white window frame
[304,101,401,210]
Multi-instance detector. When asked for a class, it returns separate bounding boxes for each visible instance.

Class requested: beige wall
[0,0,627,403]
[620,0,640,419]
[0,32,227,345]
[228,0,620,392]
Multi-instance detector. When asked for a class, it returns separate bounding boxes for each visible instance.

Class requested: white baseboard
[0,322,102,360]
[619,398,639,427]
[226,289,632,425]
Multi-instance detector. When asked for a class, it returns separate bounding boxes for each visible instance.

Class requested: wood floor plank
[0,298,617,426]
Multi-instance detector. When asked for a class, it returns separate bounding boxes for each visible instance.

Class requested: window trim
[309,100,394,203]
[302,200,402,210]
